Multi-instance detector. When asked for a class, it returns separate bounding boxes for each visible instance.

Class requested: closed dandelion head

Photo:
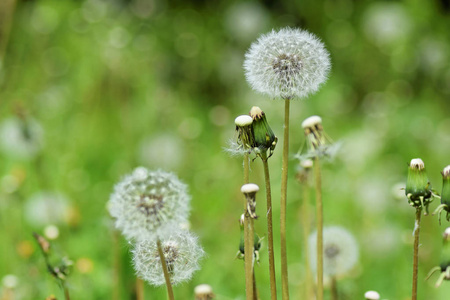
[108,167,190,241]
[0,116,44,159]
[296,115,340,161]
[405,158,433,212]
[132,230,204,286]
[309,226,359,278]
[249,106,277,158]
[364,291,380,300]
[195,284,215,300]
[433,165,450,223]
[427,227,450,287]
[244,27,331,99]
[226,115,254,157]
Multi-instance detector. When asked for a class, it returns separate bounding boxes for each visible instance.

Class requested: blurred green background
[1,0,450,299]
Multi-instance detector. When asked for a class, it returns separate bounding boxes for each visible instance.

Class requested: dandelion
[249,106,277,158]
[0,116,44,159]
[24,191,70,226]
[364,291,380,300]
[108,167,190,241]
[132,229,204,286]
[426,227,450,287]
[308,226,359,278]
[195,284,215,300]
[433,165,450,224]
[244,27,330,100]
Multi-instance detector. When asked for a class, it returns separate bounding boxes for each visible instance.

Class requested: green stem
[314,158,323,300]
[157,239,175,300]
[412,207,422,300]
[261,154,277,300]
[243,153,254,300]
[252,268,259,300]
[63,284,70,300]
[113,230,121,300]
[301,183,313,300]
[0,0,17,61]
[136,278,144,300]
[330,277,338,300]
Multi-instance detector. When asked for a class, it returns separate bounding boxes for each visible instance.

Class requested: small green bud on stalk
[237,214,262,263]
[433,166,450,223]
[194,284,215,300]
[241,183,259,219]
[235,115,255,152]
[426,228,450,286]
[249,106,277,158]
[405,158,433,213]
[364,291,380,300]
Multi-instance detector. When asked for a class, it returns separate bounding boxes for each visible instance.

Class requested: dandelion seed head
[24,191,70,226]
[364,290,380,300]
[132,230,204,286]
[195,283,214,299]
[309,226,359,277]
[443,165,450,178]
[0,117,44,159]
[244,27,331,99]
[234,115,253,127]
[301,115,322,129]
[2,275,18,289]
[410,158,425,170]
[241,183,260,194]
[108,168,190,241]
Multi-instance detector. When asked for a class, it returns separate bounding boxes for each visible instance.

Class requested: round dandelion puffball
[24,192,70,226]
[108,167,190,241]
[244,27,331,99]
[309,226,359,277]
[0,117,44,159]
[132,229,205,286]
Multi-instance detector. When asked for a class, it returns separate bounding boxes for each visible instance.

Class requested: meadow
[1,0,450,299]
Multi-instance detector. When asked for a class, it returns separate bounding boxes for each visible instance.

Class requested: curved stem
[157,239,175,300]
[412,207,422,300]
[314,158,323,300]
[261,155,277,300]
[280,99,290,300]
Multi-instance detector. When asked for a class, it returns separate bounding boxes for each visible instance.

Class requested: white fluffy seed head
[108,168,190,241]
[410,158,425,170]
[241,183,260,194]
[244,27,331,99]
[44,225,60,240]
[364,290,380,300]
[309,226,359,277]
[2,275,18,289]
[132,230,205,286]
[302,115,322,129]
[234,115,253,127]
[443,165,450,177]
[0,117,44,159]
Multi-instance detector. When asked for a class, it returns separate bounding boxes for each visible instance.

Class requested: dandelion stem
[243,153,254,300]
[412,207,422,300]
[330,277,338,300]
[136,279,144,300]
[280,98,290,300]
[252,269,259,300]
[301,182,313,300]
[113,230,121,300]
[63,284,71,300]
[314,158,324,300]
[157,239,175,300]
[261,153,277,300]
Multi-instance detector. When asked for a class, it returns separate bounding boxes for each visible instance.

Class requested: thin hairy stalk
[412,207,422,300]
[243,153,254,300]
[314,158,323,300]
[113,230,121,300]
[157,239,175,300]
[0,0,17,61]
[136,279,144,300]
[261,153,277,300]
[252,269,259,300]
[301,184,313,300]
[280,98,290,300]
[63,284,71,300]
[330,277,338,300]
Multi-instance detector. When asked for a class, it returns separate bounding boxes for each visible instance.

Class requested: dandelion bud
[108,168,190,241]
[296,159,313,184]
[237,214,262,262]
[302,116,325,150]
[195,284,215,300]
[405,158,433,210]
[234,115,255,151]
[441,166,450,208]
[241,183,259,219]
[249,106,277,157]
[427,227,450,286]
[364,290,380,300]
[132,230,204,286]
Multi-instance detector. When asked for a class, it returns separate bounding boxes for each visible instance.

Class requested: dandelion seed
[108,167,190,241]
[309,226,359,277]
[132,229,204,286]
[244,27,331,99]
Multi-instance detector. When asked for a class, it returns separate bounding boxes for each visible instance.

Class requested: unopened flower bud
[195,284,215,300]
[364,290,380,300]
[249,106,277,158]
[296,159,313,184]
[241,183,259,219]
[302,116,325,150]
[441,166,450,208]
[405,158,433,211]
[235,115,254,151]
[427,227,450,286]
